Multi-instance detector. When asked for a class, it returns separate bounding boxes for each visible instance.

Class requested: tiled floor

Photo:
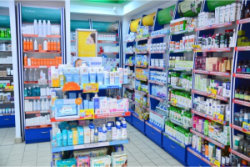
[0,124,183,167]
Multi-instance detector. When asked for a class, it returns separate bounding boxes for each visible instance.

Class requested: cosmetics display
[169,72,192,90]
[150,58,165,68]
[23,38,60,52]
[197,3,241,28]
[196,29,236,50]
[149,101,168,129]
[165,121,192,146]
[24,99,51,113]
[191,134,230,165]
[169,56,193,70]
[194,74,231,98]
[193,96,230,122]
[236,61,250,73]
[234,107,250,130]
[149,71,167,83]
[195,55,232,73]
[169,35,195,52]
[169,90,192,109]
[25,115,51,127]
[135,55,148,67]
[170,17,196,33]
[149,42,166,52]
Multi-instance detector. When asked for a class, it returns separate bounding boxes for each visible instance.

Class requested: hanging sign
[76,29,97,57]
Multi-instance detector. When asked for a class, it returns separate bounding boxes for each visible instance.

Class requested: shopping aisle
[0,124,183,167]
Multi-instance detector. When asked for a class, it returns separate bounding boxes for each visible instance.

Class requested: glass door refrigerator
[16,2,66,143]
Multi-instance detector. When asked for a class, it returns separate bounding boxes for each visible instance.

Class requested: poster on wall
[76,29,97,58]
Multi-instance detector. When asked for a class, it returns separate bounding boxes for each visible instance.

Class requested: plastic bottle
[32,100,36,111]
[102,124,107,142]
[57,40,60,51]
[37,100,40,111]
[89,123,95,143]
[98,127,103,142]
[29,69,33,81]
[121,120,127,139]
[34,19,38,35]
[59,71,64,87]
[23,38,27,51]
[24,69,27,81]
[47,20,51,36]
[24,87,28,97]
[26,39,30,51]
[106,122,112,141]
[33,69,37,81]
[27,87,31,96]
[42,20,46,37]
[43,40,48,51]
[116,121,121,140]
[30,39,33,51]
[34,39,38,51]
[38,20,42,37]
[94,128,98,143]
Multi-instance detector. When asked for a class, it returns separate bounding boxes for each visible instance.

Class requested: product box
[53,99,79,119]
[215,7,220,24]
[224,5,231,22]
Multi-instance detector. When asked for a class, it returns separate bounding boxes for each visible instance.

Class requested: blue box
[145,121,162,147]
[162,133,187,165]
[132,113,145,134]
[0,115,15,128]
[25,127,51,144]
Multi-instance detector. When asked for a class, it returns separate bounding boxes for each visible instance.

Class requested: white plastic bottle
[47,20,51,35]
[38,20,42,37]
[24,69,27,81]
[98,127,103,142]
[32,100,36,111]
[43,40,48,51]
[106,122,112,141]
[121,120,127,139]
[102,124,107,142]
[112,123,117,140]
[33,69,37,81]
[116,121,122,140]
[42,20,47,37]
[37,100,41,111]
[33,19,38,35]
[34,39,38,51]
[29,69,33,81]
[94,128,98,143]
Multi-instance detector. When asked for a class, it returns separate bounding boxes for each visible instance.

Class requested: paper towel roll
[142,12,156,26]
[130,18,141,32]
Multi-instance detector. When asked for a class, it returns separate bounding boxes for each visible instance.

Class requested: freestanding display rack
[16,3,66,143]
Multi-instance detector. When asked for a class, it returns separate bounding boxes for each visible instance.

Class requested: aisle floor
[0,124,183,167]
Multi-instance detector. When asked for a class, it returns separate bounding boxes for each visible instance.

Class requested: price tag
[79,109,94,119]
[83,83,99,93]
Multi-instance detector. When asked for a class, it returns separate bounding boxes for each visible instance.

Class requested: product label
[83,83,99,93]
[79,109,94,119]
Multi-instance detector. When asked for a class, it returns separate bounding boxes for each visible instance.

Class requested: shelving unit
[0,7,15,128]
[16,3,66,143]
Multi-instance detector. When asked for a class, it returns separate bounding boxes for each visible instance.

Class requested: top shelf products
[22,19,60,37]
[170,17,196,34]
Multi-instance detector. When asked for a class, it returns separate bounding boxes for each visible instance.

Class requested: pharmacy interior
[1,0,250,166]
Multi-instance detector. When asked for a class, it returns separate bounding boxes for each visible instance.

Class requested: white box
[215,7,220,24]
[230,3,237,22]
[225,5,231,22]
[219,6,225,23]
[236,3,241,20]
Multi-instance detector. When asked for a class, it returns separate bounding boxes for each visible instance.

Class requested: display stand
[16,3,66,143]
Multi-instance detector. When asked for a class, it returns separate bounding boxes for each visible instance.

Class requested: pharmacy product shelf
[145,121,162,133]
[169,102,191,110]
[149,34,166,39]
[148,80,165,86]
[135,77,148,82]
[192,89,229,102]
[24,96,51,100]
[195,22,233,31]
[0,38,11,41]
[149,109,165,118]
[169,118,190,130]
[233,99,250,107]
[0,113,15,116]
[193,69,230,77]
[135,37,148,42]
[25,124,51,129]
[233,73,250,79]
[187,147,215,166]
[190,129,226,149]
[51,111,131,122]
[149,51,166,54]
[98,40,118,44]
[125,64,134,67]
[168,68,192,72]
[23,51,61,54]
[149,94,165,102]
[169,85,191,92]
[230,124,250,135]
[235,46,250,51]
[52,139,129,153]
[170,30,194,35]
[0,101,14,105]
[135,65,148,68]
[135,102,148,110]
[191,109,227,125]
[149,66,165,70]
[237,18,250,24]
[135,52,148,55]
[22,34,61,38]
[25,111,50,115]
[194,47,231,53]
[170,49,193,53]
[229,148,250,162]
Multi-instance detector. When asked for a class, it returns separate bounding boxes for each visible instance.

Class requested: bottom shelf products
[54,146,127,167]
[52,118,128,148]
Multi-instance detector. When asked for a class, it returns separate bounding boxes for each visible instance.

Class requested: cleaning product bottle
[102,124,107,142]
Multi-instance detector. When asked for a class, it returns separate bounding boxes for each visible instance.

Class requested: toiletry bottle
[42,20,46,37]
[89,123,95,143]
[23,38,27,51]
[34,19,38,35]
[94,128,98,143]
[30,39,33,51]
[98,127,103,142]
[57,40,60,52]
[116,121,121,140]
[106,123,112,141]
[47,20,51,36]
[34,39,38,51]
[102,124,107,142]
[121,120,127,139]
[43,40,48,51]
[38,20,42,37]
